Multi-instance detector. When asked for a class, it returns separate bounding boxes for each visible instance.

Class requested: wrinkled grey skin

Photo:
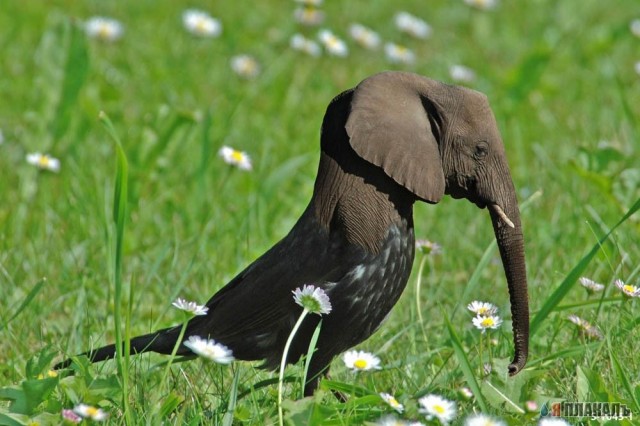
[346,71,529,374]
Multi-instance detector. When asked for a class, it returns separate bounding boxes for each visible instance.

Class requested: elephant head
[345,71,529,375]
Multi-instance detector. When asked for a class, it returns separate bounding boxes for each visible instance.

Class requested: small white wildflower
[631,19,640,38]
[349,23,381,50]
[449,65,476,83]
[230,55,260,79]
[472,315,503,333]
[464,413,506,426]
[73,404,108,421]
[464,0,499,10]
[384,42,415,65]
[26,152,61,172]
[394,12,431,39]
[380,392,404,413]
[458,387,473,400]
[538,418,571,426]
[318,30,348,57]
[218,145,252,170]
[376,415,409,426]
[182,9,222,37]
[184,335,234,364]
[172,297,208,316]
[62,409,82,424]
[84,17,124,42]
[292,284,332,314]
[467,301,498,316]
[343,350,381,372]
[290,34,322,56]
[418,394,457,425]
[567,314,603,340]
[614,279,640,298]
[579,277,605,293]
[415,239,442,255]
[294,7,325,26]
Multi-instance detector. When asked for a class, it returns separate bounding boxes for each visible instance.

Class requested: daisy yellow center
[354,359,368,369]
[38,156,50,167]
[481,317,495,327]
[97,25,113,39]
[195,18,209,32]
[477,307,489,314]
[230,151,244,162]
[433,404,445,414]
[327,37,339,48]
[623,284,635,293]
[86,407,99,416]
[389,397,400,407]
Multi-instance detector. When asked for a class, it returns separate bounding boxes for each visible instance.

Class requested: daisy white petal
[472,315,502,333]
[614,279,640,298]
[218,145,252,170]
[449,65,476,83]
[26,152,61,172]
[230,55,260,79]
[182,9,222,37]
[567,314,603,340]
[343,350,381,372]
[418,394,457,425]
[458,387,473,400]
[394,12,431,39]
[294,7,325,26]
[292,284,332,314]
[73,404,108,421]
[184,335,234,364]
[464,0,499,10]
[578,277,605,293]
[631,19,640,38]
[376,415,409,426]
[172,297,208,316]
[62,408,82,423]
[290,34,322,56]
[467,301,498,316]
[464,413,506,426]
[384,42,415,65]
[415,239,442,255]
[318,30,348,57]
[349,23,381,50]
[85,17,124,42]
[380,392,404,413]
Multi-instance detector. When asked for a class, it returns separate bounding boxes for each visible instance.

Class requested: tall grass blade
[301,319,322,399]
[222,368,241,426]
[2,279,46,329]
[609,344,640,413]
[531,196,640,336]
[444,314,488,412]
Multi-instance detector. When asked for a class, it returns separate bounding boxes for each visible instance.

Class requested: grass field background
[1,0,639,424]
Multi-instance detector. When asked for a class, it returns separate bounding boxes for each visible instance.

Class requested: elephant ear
[345,72,445,203]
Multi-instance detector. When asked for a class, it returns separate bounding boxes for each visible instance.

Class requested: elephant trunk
[487,184,529,375]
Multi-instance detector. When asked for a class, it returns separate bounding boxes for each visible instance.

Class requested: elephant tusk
[492,204,515,228]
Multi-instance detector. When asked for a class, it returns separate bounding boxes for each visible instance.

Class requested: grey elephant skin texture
[55,71,529,396]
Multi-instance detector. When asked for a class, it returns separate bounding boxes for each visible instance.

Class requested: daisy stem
[159,319,189,389]
[279,308,309,426]
[415,254,428,340]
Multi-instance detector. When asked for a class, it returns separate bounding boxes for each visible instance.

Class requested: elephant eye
[474,141,489,159]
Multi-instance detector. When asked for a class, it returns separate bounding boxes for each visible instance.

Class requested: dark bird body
[56,72,530,395]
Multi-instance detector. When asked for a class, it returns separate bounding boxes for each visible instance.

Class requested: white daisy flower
[62,408,82,424]
[292,284,332,314]
[415,239,442,255]
[467,301,498,316]
[464,0,499,10]
[538,418,571,426]
[73,404,108,421]
[290,34,322,56]
[472,315,503,333]
[349,23,381,50]
[578,277,605,293]
[343,350,381,372]
[84,17,124,42]
[294,7,325,26]
[318,30,348,57]
[230,55,260,79]
[394,12,431,39]
[172,297,208,316]
[182,9,222,38]
[26,152,60,172]
[449,65,476,83]
[418,394,457,425]
[184,335,234,364]
[567,314,603,340]
[614,279,640,298]
[384,42,415,65]
[631,19,640,38]
[464,413,506,426]
[218,145,252,170]
[376,415,409,426]
[380,392,404,413]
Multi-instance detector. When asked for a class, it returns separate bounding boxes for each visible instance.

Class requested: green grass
[1,0,640,424]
